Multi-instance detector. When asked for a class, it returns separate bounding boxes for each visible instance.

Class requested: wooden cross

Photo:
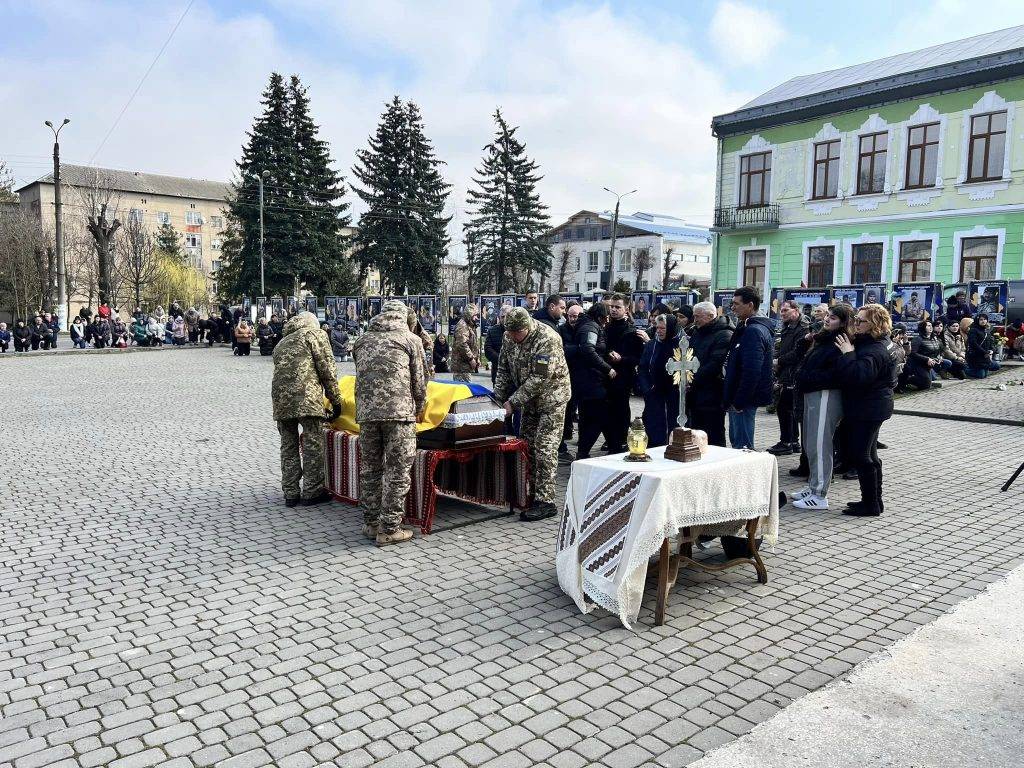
[664,333,700,427]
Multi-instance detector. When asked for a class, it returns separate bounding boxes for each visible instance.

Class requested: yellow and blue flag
[329,376,494,434]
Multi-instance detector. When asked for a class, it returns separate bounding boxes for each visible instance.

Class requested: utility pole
[259,170,269,295]
[45,118,70,330]
[602,186,636,291]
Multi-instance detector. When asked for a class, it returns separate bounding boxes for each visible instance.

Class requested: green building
[710,25,1024,313]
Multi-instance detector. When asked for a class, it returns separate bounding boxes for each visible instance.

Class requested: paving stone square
[2,348,1022,767]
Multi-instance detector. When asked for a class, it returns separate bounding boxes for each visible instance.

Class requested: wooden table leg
[655,537,670,626]
[747,518,768,584]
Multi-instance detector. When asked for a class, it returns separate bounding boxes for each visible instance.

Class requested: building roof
[17,164,231,201]
[549,210,710,244]
[713,25,1024,137]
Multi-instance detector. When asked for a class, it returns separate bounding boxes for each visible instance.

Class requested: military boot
[361,523,379,540]
[376,528,415,547]
[520,502,558,522]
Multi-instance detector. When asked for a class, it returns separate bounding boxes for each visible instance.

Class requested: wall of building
[714,77,1024,289]
[551,234,711,293]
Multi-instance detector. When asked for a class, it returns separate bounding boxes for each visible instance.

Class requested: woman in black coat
[637,314,679,447]
[834,304,895,517]
[433,334,451,373]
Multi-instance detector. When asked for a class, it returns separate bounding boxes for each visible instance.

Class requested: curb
[891,409,1022,427]
[0,344,232,360]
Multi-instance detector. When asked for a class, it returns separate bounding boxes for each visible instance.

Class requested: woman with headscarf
[146,314,163,346]
[171,315,188,346]
[257,317,276,356]
[637,313,680,448]
[433,333,451,374]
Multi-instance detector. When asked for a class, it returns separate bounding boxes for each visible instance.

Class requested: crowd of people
[439,288,1019,521]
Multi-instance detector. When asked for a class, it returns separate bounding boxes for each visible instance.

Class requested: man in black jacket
[768,301,810,455]
[567,303,614,460]
[603,293,644,454]
[688,301,733,447]
[559,303,582,458]
[485,305,510,386]
[533,294,565,331]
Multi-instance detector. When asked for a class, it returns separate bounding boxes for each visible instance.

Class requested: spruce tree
[464,110,550,293]
[154,222,184,263]
[221,72,354,299]
[286,75,356,295]
[351,96,451,295]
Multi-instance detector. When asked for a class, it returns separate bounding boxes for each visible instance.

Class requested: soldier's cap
[504,307,534,333]
[382,299,408,315]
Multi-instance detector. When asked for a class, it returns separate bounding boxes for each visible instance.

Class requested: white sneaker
[792,495,829,510]
[791,486,813,501]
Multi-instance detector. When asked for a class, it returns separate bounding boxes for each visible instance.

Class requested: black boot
[521,502,558,522]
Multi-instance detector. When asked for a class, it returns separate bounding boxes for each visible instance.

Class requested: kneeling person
[494,308,571,521]
[272,312,343,507]
[352,299,426,546]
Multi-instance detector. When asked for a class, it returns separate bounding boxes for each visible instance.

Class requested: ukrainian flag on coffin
[327,376,495,434]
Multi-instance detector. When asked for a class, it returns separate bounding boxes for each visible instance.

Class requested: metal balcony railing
[713,204,780,231]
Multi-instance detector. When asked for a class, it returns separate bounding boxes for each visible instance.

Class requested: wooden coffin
[416,394,509,449]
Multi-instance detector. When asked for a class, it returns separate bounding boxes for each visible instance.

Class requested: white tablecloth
[556,445,779,629]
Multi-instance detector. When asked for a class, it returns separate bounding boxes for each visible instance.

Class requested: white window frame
[842,234,889,284]
[619,248,632,272]
[952,225,1005,281]
[804,122,845,214]
[129,208,144,224]
[586,251,598,272]
[849,114,896,210]
[586,281,598,291]
[185,233,202,250]
[733,134,776,208]
[801,237,841,286]
[185,210,203,226]
[895,104,947,207]
[210,215,224,230]
[890,231,939,283]
[736,244,770,298]
[156,211,171,225]
[956,91,1014,200]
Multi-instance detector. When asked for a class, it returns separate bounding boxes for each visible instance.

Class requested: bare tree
[633,246,653,290]
[0,207,50,319]
[554,245,573,293]
[115,215,160,311]
[0,160,17,204]
[660,247,680,289]
[79,170,122,305]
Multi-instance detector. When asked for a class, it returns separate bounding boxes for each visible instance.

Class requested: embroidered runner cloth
[556,445,779,629]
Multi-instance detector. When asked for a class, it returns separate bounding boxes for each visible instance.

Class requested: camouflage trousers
[358,421,417,533]
[277,417,325,500]
[521,402,567,504]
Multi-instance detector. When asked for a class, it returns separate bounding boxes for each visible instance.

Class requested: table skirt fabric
[556,446,779,628]
[324,428,530,533]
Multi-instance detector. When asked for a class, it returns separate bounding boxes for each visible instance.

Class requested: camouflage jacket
[351,301,426,423]
[494,319,571,411]
[419,330,435,379]
[271,312,342,421]
[451,318,479,373]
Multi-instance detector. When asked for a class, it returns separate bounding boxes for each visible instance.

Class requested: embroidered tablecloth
[556,445,779,629]
[324,429,530,533]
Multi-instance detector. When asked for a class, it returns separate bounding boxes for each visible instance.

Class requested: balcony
[712,204,780,232]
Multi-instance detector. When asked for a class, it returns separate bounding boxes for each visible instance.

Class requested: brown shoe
[376,528,414,547]
[361,523,379,539]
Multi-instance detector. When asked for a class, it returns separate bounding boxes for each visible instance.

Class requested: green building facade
[710,27,1024,314]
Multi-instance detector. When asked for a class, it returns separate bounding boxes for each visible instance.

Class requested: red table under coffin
[324,429,530,533]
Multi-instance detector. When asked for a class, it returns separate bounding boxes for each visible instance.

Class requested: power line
[87,0,196,164]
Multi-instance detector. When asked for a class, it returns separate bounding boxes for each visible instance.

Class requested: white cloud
[709,1,786,67]
[3,0,751,263]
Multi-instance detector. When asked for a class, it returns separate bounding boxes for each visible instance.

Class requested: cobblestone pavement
[893,364,1023,423]
[2,347,1023,768]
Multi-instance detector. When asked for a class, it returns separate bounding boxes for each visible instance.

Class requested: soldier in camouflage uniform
[352,299,427,546]
[407,307,435,379]
[451,304,480,382]
[271,312,343,507]
[494,307,572,521]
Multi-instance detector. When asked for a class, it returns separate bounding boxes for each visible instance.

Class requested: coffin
[416,394,508,449]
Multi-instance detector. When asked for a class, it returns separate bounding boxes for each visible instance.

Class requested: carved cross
[664,333,700,427]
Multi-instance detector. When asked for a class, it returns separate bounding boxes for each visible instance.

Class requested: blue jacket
[722,315,774,410]
[637,318,680,397]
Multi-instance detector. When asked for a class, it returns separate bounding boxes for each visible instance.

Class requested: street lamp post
[602,186,636,291]
[45,118,70,331]
[259,170,269,296]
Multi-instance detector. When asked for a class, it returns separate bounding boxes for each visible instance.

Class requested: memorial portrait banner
[969,279,1008,326]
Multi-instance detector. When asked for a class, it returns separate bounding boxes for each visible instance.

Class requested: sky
[3,0,1024,259]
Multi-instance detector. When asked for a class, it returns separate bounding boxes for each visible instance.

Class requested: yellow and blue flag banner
[328,376,494,434]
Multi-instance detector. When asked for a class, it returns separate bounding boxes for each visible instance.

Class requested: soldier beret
[504,307,534,333]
